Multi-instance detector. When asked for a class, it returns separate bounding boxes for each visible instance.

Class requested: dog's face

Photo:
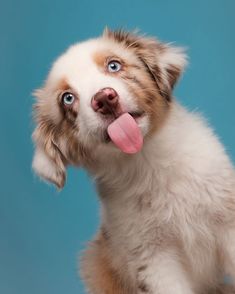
[32,29,186,188]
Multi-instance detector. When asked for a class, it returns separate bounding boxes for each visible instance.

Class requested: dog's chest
[100,185,174,274]
[99,176,220,287]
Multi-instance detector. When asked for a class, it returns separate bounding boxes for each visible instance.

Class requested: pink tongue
[107,113,143,154]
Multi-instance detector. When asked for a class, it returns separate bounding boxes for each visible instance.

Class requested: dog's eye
[107,61,122,73]
[62,92,75,106]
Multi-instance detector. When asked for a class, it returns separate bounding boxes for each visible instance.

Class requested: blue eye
[107,61,122,73]
[62,92,75,105]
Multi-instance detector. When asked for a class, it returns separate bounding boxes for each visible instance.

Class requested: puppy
[32,29,235,294]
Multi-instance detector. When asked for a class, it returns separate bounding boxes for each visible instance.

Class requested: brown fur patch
[54,77,71,92]
[165,65,181,89]
[80,231,131,293]
[121,65,170,135]
[103,29,185,101]
[93,50,128,76]
[93,50,112,68]
[102,28,186,134]
[59,94,79,123]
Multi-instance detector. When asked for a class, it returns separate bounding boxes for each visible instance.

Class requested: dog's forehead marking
[57,78,70,91]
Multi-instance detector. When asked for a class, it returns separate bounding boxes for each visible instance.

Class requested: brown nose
[91,87,119,115]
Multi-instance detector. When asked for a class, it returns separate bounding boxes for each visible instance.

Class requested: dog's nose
[91,88,119,115]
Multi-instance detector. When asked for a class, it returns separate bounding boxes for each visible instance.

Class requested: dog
[32,29,235,294]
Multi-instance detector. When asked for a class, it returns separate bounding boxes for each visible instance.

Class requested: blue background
[0,0,235,293]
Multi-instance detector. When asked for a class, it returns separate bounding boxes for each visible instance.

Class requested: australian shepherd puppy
[32,29,235,294]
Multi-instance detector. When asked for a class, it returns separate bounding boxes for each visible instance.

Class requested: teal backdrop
[0,0,235,293]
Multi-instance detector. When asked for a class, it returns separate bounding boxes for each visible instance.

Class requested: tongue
[107,113,143,154]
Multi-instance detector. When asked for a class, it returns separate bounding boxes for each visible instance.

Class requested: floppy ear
[32,124,67,189]
[104,29,187,101]
[139,43,187,101]
[32,87,67,189]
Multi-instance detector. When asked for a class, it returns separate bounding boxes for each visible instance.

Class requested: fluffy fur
[32,29,235,294]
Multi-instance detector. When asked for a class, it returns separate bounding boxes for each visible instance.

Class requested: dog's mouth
[102,111,145,154]
[128,111,145,119]
[104,111,144,140]
[101,109,144,122]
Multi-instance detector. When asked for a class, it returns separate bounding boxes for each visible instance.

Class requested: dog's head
[32,29,187,188]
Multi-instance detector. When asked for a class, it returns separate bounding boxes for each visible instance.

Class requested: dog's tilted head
[32,29,187,188]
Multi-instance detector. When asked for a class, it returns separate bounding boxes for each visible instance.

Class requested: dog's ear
[32,123,67,189]
[32,88,67,189]
[32,86,82,189]
[103,29,187,101]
